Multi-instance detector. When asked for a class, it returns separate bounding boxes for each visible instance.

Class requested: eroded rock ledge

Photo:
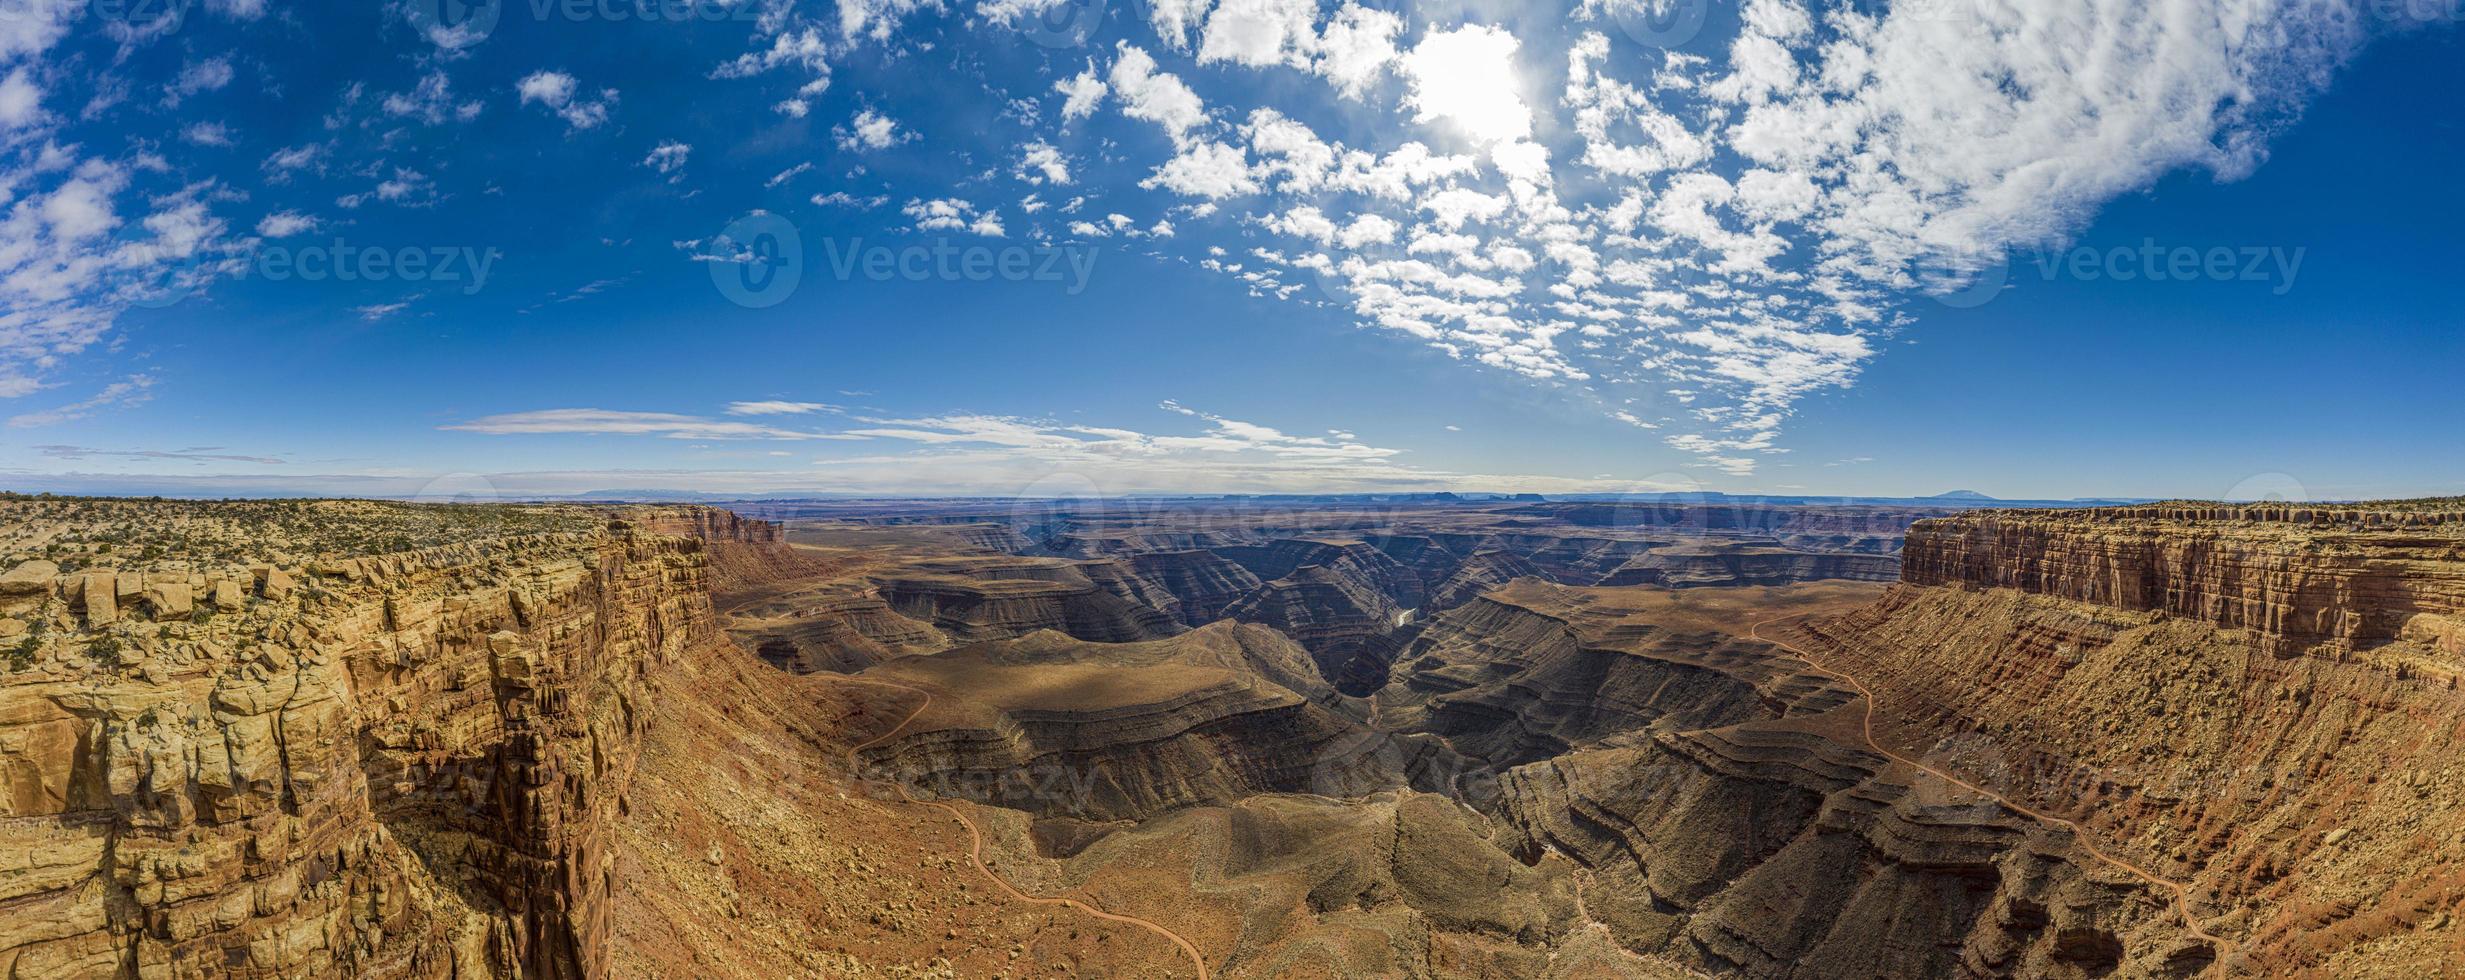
[1902,505,2465,656]
[0,501,745,978]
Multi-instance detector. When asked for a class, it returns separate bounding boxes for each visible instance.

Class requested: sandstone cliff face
[0,506,731,979]
[1900,505,2465,657]
[1764,504,2465,970]
[1798,504,2465,973]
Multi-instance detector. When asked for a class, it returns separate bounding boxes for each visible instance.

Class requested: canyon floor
[2,495,2461,977]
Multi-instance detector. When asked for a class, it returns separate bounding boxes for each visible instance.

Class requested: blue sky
[0,0,2458,500]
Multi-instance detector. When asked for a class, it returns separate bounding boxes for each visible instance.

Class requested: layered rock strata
[0,507,725,978]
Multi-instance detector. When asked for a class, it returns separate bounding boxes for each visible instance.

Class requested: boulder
[254,567,295,601]
[0,560,58,597]
[139,582,194,622]
[76,573,119,626]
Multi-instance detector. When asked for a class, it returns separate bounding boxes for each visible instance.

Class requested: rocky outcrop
[1423,549,1541,610]
[727,584,948,673]
[1600,544,1899,588]
[1900,505,2465,656]
[1221,564,1406,693]
[1780,504,2465,974]
[0,507,741,979]
[872,561,1184,645]
[1214,538,1426,609]
[1377,589,1783,769]
[853,624,1372,822]
[1123,550,1264,625]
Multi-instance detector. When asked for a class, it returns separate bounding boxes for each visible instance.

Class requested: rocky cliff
[1900,504,2465,657]
[1793,502,2465,973]
[0,500,739,979]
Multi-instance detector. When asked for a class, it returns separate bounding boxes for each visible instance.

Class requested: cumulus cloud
[516,70,615,130]
[1017,140,1071,184]
[641,140,692,180]
[836,108,910,151]
[901,198,1006,237]
[255,211,318,237]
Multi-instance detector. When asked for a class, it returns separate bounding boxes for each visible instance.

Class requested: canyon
[1,494,2459,977]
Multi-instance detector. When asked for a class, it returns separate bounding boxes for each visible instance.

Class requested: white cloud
[1109,44,1208,144]
[1197,0,1318,68]
[1146,0,1211,50]
[0,68,41,128]
[727,400,843,416]
[836,108,909,151]
[901,198,1006,237]
[167,57,235,105]
[442,408,857,441]
[9,375,157,428]
[1017,140,1071,184]
[516,70,615,130]
[642,140,692,179]
[181,122,236,146]
[838,0,942,42]
[381,70,482,125]
[1312,3,1401,99]
[1054,62,1106,121]
[1400,26,1534,146]
[1142,140,1258,198]
[255,211,318,237]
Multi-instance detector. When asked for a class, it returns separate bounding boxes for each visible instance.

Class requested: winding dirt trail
[1745,615,2234,974]
[841,678,1214,979]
